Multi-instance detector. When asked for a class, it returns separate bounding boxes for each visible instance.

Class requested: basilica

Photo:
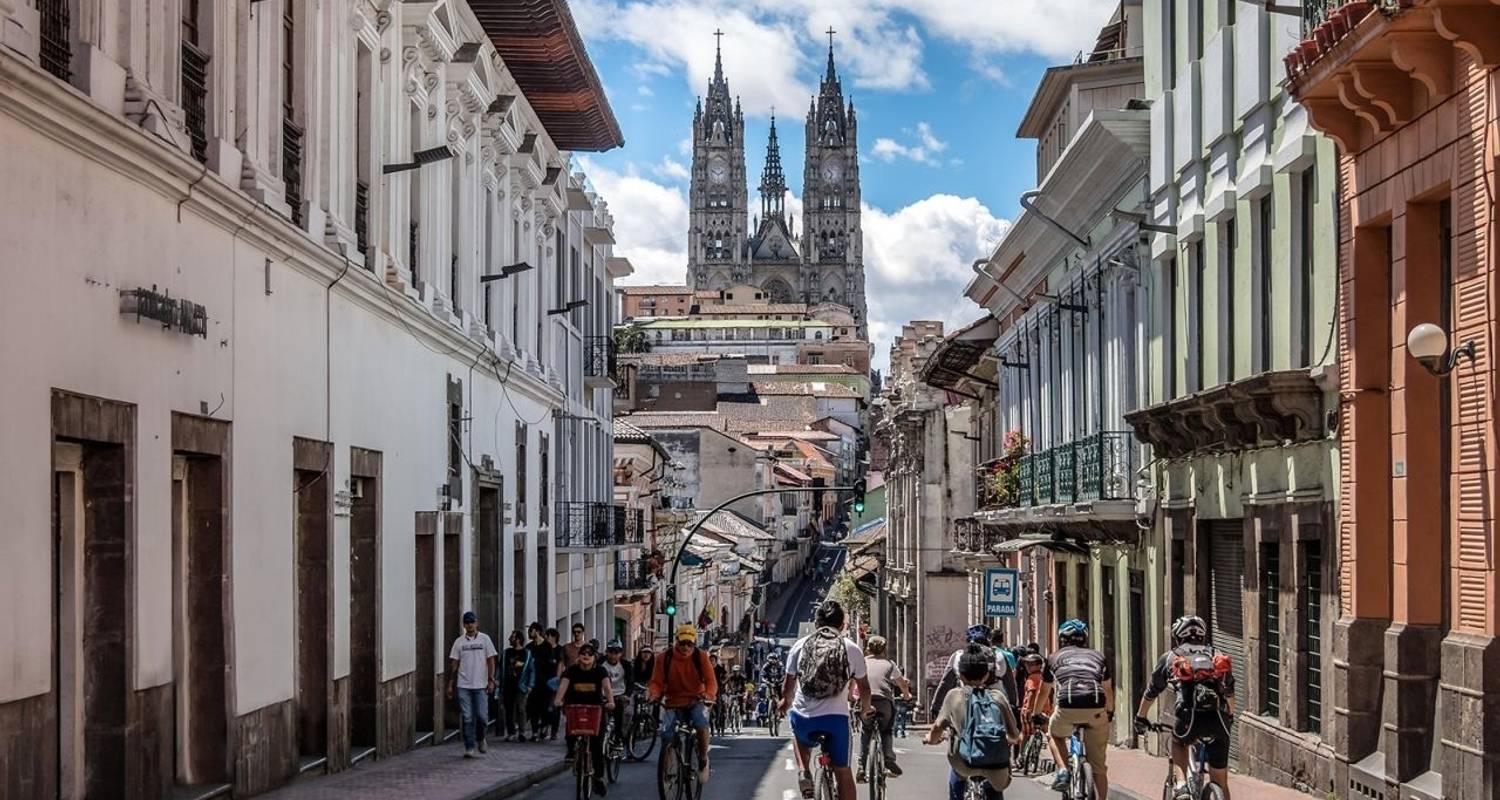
[685,35,869,338]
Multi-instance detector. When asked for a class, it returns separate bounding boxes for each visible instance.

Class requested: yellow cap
[675,624,698,643]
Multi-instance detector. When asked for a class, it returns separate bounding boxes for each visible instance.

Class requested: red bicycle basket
[564,705,603,736]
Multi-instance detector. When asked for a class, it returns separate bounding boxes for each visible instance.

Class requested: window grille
[355,180,370,256]
[283,119,304,226]
[181,42,210,164]
[1262,543,1281,717]
[38,0,72,81]
[1304,541,1323,733]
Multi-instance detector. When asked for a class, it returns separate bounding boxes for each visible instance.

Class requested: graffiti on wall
[923,624,965,681]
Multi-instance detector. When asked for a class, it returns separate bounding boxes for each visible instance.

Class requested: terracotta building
[1287,2,1499,798]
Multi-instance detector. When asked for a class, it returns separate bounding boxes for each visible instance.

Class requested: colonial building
[1126,0,1341,790]
[0,0,627,796]
[1287,2,1500,798]
[684,37,868,337]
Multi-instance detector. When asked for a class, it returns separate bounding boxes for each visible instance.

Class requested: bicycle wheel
[575,739,593,800]
[628,714,659,761]
[1200,783,1228,800]
[769,711,780,737]
[865,728,885,800]
[814,765,836,800]
[1076,761,1095,800]
[680,740,701,800]
[657,740,677,800]
[606,731,623,783]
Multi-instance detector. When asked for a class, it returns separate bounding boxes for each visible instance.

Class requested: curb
[463,758,570,800]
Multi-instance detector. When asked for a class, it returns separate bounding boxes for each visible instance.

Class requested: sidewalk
[1091,746,1314,800]
[256,738,567,800]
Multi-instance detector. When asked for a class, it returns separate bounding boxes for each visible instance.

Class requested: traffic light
[851,478,867,515]
[663,584,678,619]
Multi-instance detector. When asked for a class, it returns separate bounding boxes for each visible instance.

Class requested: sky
[569,0,1120,371]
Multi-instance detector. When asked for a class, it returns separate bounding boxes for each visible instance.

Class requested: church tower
[687,32,749,291]
[802,31,866,336]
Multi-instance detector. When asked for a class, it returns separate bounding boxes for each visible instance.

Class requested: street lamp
[1406,322,1477,377]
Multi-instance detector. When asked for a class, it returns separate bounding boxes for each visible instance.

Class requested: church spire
[713,27,726,87]
[824,27,839,85]
[701,28,734,142]
[759,111,786,222]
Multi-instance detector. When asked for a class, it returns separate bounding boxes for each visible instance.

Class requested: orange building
[1287,2,1498,797]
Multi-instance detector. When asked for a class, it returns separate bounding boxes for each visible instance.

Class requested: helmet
[732,664,742,673]
[1171,615,1208,646]
[675,624,698,643]
[768,652,781,662]
[1058,619,1088,643]
[606,638,624,652]
[965,624,993,644]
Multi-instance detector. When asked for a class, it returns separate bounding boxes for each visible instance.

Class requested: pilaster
[236,0,289,216]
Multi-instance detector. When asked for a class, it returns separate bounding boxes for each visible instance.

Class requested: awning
[993,534,1089,555]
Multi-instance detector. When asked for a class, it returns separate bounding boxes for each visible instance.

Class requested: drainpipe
[1019,190,1090,250]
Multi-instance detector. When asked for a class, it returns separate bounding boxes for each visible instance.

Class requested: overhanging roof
[472,0,624,152]
[920,316,999,391]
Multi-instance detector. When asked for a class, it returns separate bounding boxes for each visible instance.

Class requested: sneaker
[463,748,476,758]
[797,771,814,799]
[1049,769,1070,792]
[1172,781,1192,799]
[593,778,609,796]
[886,758,902,777]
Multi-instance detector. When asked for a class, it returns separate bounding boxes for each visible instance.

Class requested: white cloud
[652,156,691,182]
[869,121,947,166]
[576,157,690,286]
[638,85,655,97]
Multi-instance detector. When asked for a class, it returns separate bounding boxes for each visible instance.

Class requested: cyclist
[1134,615,1235,800]
[1015,644,1061,769]
[856,634,910,781]
[553,641,615,797]
[602,639,635,748]
[930,624,1016,721]
[1044,619,1113,797]
[781,600,872,800]
[924,642,1021,800]
[709,652,729,733]
[648,624,716,784]
[725,664,749,725]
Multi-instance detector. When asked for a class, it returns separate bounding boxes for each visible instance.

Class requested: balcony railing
[39,0,71,82]
[181,42,210,164]
[614,558,654,593]
[1302,0,1336,35]
[283,118,304,227]
[585,335,617,387]
[555,501,644,549]
[355,180,370,256]
[983,431,1138,509]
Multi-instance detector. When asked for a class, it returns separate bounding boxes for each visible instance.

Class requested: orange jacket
[649,647,717,709]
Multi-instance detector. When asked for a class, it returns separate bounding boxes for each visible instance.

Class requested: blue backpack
[957,689,1011,769]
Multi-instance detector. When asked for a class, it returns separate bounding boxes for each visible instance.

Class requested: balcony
[585,335,617,389]
[614,557,655,595]
[555,501,644,549]
[987,431,1138,509]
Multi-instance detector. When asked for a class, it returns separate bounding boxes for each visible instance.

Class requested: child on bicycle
[554,642,616,797]
[924,643,1021,800]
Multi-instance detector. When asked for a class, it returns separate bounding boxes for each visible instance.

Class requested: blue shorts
[659,703,710,741]
[789,711,852,768]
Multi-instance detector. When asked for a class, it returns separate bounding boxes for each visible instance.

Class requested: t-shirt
[865,658,904,700]
[449,632,498,690]
[602,660,628,698]
[502,646,529,691]
[946,648,1012,687]
[1046,646,1112,708]
[785,632,867,718]
[936,685,1017,789]
[562,664,610,705]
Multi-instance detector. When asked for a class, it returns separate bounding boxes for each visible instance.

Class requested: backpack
[957,689,1011,769]
[1168,644,1232,710]
[796,628,851,700]
[663,646,706,686]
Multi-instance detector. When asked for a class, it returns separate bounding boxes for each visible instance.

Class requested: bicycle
[563,705,604,800]
[728,695,743,733]
[709,700,727,738]
[860,714,886,800]
[809,731,839,800]
[657,704,706,800]
[603,707,625,784]
[963,775,997,800]
[1015,716,1046,776]
[1144,722,1228,800]
[767,701,783,737]
[626,694,660,762]
[1062,723,1097,800]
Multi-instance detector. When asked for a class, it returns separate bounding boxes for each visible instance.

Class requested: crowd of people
[444,598,1237,800]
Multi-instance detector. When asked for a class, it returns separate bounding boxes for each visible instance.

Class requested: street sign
[984,568,1019,617]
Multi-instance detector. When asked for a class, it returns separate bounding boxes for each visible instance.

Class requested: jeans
[658,702,711,741]
[457,688,489,750]
[948,769,1004,800]
[858,697,896,767]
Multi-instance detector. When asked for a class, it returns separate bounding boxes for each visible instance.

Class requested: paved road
[523,722,1056,800]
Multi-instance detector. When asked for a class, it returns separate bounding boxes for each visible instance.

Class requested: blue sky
[570,0,1119,369]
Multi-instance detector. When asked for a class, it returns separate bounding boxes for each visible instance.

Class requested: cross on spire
[714,28,724,51]
[826,27,836,50]
[824,26,839,82]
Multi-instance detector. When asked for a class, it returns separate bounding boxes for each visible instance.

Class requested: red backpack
[1168,644,1232,710]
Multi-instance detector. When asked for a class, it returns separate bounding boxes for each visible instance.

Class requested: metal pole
[669,485,856,587]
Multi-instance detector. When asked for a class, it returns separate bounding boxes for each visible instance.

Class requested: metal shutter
[1207,522,1248,765]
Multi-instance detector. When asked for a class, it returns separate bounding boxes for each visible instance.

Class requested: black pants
[858,697,896,767]
[502,688,524,736]
[527,687,554,735]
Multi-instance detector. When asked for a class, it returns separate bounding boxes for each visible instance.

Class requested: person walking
[500,629,531,741]
[857,635,911,781]
[447,611,498,757]
[525,623,560,741]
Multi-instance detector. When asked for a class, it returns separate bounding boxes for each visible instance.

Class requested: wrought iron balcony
[585,335,617,389]
[1000,431,1137,508]
[181,42,210,164]
[555,501,644,549]
[39,0,71,82]
[355,180,370,256]
[283,118,304,227]
[614,557,655,594]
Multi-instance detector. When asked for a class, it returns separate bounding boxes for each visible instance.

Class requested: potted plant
[1284,51,1304,81]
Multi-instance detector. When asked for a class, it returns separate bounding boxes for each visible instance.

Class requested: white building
[0,0,625,796]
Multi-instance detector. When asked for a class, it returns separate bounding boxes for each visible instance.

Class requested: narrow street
[524,723,1058,800]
